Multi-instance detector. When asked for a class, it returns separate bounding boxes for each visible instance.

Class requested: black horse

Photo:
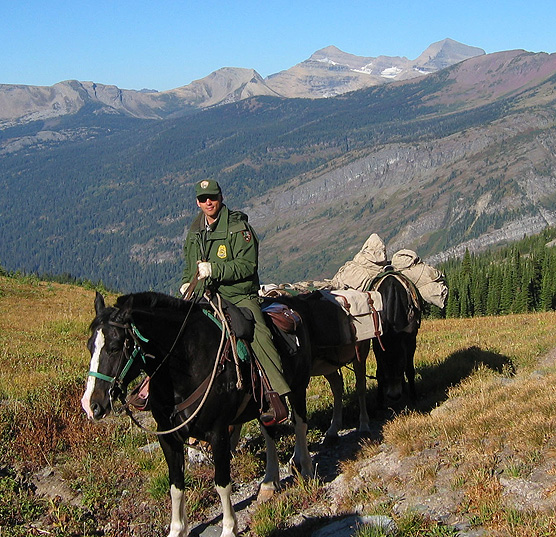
[81,292,313,537]
[370,272,422,405]
[264,292,372,437]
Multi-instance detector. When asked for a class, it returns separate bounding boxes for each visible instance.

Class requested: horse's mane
[115,291,192,312]
[89,292,194,334]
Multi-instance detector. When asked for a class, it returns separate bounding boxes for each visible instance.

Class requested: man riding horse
[180,179,289,426]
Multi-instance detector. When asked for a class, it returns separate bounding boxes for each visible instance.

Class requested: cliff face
[249,106,556,278]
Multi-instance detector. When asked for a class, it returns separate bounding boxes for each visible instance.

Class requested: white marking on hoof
[168,484,188,537]
[216,483,238,536]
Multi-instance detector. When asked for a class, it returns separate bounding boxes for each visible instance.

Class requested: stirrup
[260,391,288,426]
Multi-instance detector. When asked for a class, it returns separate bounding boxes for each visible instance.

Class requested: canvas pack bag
[391,249,448,309]
[320,288,383,341]
[331,233,388,291]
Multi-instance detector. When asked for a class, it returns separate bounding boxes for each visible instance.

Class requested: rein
[115,294,236,436]
[123,319,226,436]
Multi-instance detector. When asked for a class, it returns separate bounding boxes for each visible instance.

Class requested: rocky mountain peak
[265,38,485,98]
[171,67,280,108]
[414,38,486,71]
[0,39,486,126]
[308,45,372,68]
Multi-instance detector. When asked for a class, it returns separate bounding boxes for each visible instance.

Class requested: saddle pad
[321,288,383,341]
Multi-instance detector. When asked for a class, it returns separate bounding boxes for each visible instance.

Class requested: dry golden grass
[0,275,114,399]
[0,275,119,470]
[3,275,556,536]
[384,312,556,456]
[416,312,556,371]
[368,313,556,535]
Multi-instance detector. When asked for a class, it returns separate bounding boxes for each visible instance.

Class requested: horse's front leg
[290,407,313,478]
[354,340,371,433]
[258,423,281,501]
[211,429,238,537]
[405,333,418,401]
[159,435,188,537]
[324,369,344,437]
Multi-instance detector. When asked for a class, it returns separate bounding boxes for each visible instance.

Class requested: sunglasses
[197,195,219,203]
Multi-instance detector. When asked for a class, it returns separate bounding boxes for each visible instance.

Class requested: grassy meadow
[1,273,556,536]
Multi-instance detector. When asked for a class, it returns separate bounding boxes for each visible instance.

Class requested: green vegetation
[2,257,556,535]
[441,227,556,317]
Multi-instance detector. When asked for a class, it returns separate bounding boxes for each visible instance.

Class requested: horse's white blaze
[169,484,188,537]
[81,329,104,419]
[216,483,238,537]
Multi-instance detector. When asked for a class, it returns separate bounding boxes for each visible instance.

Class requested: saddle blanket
[320,288,383,341]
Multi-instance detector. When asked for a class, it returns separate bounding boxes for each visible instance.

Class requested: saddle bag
[261,302,302,334]
[321,288,383,341]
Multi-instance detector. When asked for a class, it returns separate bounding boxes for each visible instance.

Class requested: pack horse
[81,292,313,537]
[370,271,422,405]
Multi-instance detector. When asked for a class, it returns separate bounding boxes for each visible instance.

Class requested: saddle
[208,297,301,426]
[211,297,302,356]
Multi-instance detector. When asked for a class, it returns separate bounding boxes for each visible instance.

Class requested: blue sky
[4,0,556,92]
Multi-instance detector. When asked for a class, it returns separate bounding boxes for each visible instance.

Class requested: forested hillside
[441,227,556,317]
[1,70,498,292]
[3,50,556,292]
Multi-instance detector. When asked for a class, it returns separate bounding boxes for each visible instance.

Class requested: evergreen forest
[5,227,556,322]
[440,227,556,318]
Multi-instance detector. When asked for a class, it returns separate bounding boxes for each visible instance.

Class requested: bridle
[87,321,150,405]
[88,296,232,436]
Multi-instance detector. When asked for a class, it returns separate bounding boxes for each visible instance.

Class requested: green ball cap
[195,180,222,197]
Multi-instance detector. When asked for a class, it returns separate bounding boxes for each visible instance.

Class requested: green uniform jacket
[182,205,260,303]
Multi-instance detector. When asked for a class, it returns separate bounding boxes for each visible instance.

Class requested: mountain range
[0,38,483,127]
[2,39,556,294]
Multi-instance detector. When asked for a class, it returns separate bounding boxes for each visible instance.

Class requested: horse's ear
[113,295,134,324]
[119,295,134,312]
[94,292,105,315]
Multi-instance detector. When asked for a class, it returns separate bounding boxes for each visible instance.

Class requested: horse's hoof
[324,427,339,439]
[257,485,276,502]
[220,524,239,537]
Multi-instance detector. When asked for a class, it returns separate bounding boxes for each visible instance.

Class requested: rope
[123,297,228,436]
[207,293,244,390]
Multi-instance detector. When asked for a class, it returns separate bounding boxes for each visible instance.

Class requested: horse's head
[81,292,144,420]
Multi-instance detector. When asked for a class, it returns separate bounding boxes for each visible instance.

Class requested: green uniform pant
[234,296,291,396]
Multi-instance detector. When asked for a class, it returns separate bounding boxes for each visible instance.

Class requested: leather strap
[366,292,385,351]
[182,268,200,300]
[173,375,212,416]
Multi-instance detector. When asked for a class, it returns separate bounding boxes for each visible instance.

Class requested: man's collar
[204,214,220,231]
